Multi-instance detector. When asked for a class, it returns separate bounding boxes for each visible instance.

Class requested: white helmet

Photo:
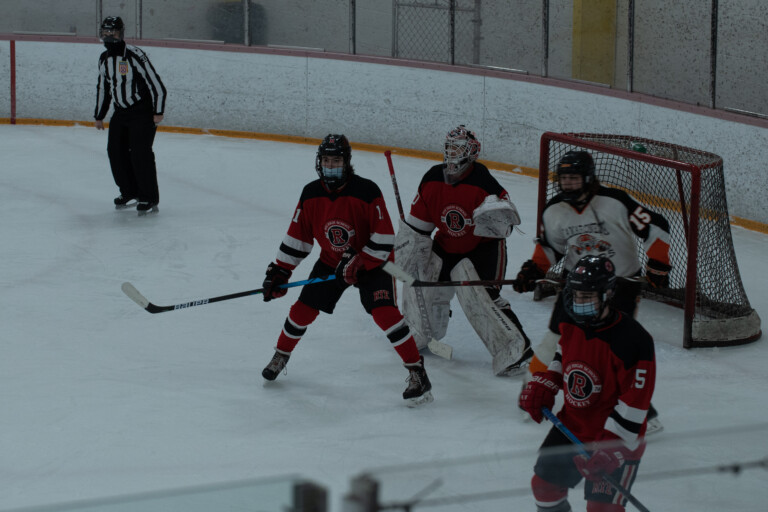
[443,125,481,184]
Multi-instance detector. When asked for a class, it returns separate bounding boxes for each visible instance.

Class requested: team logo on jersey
[439,205,471,237]
[570,234,612,257]
[324,220,355,252]
[563,361,602,408]
[118,61,128,75]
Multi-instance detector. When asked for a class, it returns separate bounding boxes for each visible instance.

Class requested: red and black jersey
[549,312,656,451]
[406,162,510,254]
[275,175,395,272]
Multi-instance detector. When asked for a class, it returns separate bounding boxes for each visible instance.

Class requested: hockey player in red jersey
[395,125,532,376]
[515,150,669,432]
[519,254,656,512]
[260,134,433,406]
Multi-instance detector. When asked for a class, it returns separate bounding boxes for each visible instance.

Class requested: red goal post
[538,132,761,348]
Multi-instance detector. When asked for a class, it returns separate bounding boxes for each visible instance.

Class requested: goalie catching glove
[513,259,545,293]
[335,247,366,286]
[645,258,671,288]
[263,262,292,302]
[518,370,560,423]
[471,195,521,238]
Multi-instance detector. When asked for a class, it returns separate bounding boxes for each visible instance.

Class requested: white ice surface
[1,124,767,511]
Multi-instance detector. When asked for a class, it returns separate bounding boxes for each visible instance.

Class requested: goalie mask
[556,150,596,205]
[100,16,125,43]
[315,134,354,191]
[563,254,617,327]
[443,125,481,184]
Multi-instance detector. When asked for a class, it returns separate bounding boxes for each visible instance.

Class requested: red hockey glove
[645,258,671,289]
[262,262,292,302]
[518,371,561,423]
[335,248,365,286]
[574,448,626,481]
[513,259,545,293]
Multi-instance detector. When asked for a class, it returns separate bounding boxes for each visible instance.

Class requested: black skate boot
[114,195,137,210]
[403,356,433,407]
[262,349,290,381]
[137,202,159,216]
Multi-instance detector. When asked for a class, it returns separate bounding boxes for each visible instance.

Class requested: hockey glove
[262,262,292,302]
[574,448,625,481]
[513,259,545,293]
[645,259,671,289]
[518,370,561,423]
[335,248,366,286]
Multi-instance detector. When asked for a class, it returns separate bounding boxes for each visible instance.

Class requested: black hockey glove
[645,259,671,289]
[262,262,292,302]
[335,248,365,287]
[513,259,545,293]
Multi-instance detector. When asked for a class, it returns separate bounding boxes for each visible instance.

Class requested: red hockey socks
[275,301,320,353]
[372,306,421,364]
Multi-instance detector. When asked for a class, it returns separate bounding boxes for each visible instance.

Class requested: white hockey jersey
[533,186,671,276]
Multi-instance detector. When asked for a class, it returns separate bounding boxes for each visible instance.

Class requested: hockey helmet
[100,16,125,43]
[563,254,617,326]
[443,125,481,184]
[556,150,595,204]
[316,134,353,190]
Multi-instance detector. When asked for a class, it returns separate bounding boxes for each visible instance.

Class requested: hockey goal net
[538,132,761,348]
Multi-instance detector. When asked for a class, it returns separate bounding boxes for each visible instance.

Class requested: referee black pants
[107,102,159,204]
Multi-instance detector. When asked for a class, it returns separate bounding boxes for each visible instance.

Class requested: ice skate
[500,342,533,377]
[114,195,137,210]
[137,202,159,216]
[262,349,290,381]
[403,356,433,407]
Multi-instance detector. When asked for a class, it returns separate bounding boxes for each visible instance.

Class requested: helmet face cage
[443,125,480,183]
[556,150,595,203]
[563,254,617,326]
[315,134,352,190]
[100,16,125,43]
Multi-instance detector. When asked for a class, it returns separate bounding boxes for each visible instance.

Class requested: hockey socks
[275,301,320,353]
[373,306,421,364]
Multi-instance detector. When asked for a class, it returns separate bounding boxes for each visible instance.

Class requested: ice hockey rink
[2,123,767,511]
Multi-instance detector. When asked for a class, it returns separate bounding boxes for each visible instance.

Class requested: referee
[94,16,167,216]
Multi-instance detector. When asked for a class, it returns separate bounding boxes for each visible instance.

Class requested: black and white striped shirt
[94,44,167,120]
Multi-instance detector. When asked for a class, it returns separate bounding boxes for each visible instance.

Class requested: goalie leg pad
[401,252,453,348]
[394,219,434,275]
[451,258,527,375]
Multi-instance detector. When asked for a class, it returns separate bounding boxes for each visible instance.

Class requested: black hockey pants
[107,101,159,204]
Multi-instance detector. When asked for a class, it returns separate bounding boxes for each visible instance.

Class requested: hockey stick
[386,151,452,360]
[384,261,523,289]
[542,407,651,512]
[121,275,336,314]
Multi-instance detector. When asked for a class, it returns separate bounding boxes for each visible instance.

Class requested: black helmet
[315,134,353,190]
[563,254,617,326]
[100,16,125,43]
[556,150,596,205]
